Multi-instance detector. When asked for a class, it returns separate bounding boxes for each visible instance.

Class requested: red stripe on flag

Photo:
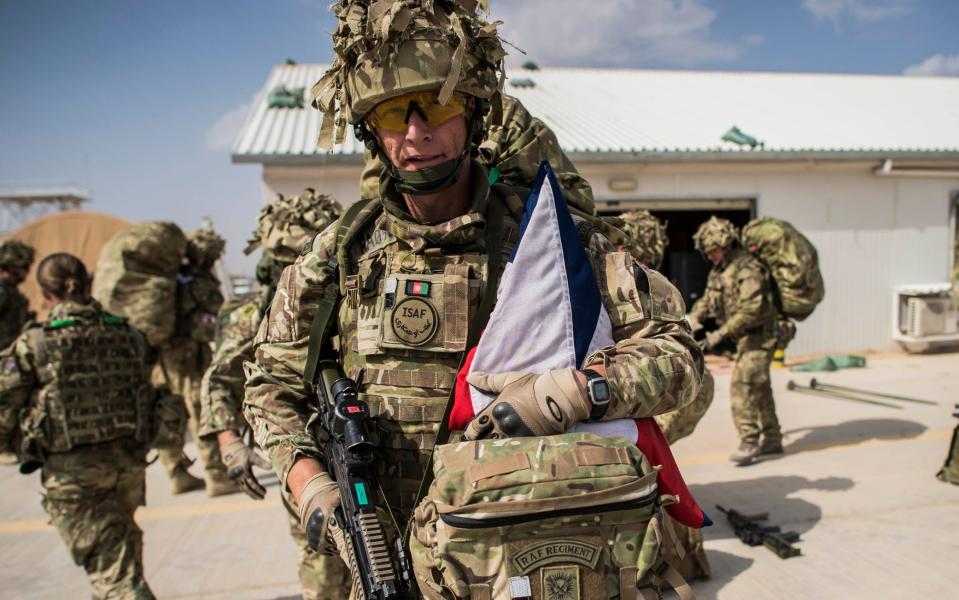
[450,346,479,430]
[634,417,708,529]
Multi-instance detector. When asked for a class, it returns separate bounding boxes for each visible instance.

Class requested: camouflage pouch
[149,387,187,450]
[410,432,664,600]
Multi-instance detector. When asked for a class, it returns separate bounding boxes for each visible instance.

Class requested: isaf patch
[390,297,438,346]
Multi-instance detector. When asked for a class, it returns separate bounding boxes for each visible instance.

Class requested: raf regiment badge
[391,296,438,346]
[542,566,580,600]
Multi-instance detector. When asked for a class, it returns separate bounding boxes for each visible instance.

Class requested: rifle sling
[303,197,376,386]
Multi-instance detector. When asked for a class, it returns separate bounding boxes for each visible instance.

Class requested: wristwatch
[583,368,611,420]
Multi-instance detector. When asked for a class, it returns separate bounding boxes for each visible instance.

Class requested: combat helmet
[312,0,507,194]
[245,189,343,268]
[186,228,226,270]
[693,216,740,254]
[611,210,669,269]
[0,240,36,270]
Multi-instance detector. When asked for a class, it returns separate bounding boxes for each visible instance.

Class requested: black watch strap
[583,368,610,420]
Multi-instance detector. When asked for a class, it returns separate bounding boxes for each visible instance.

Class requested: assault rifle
[315,359,415,599]
[716,505,801,559]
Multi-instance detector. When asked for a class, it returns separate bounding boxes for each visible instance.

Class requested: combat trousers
[281,492,352,599]
[656,371,715,445]
[730,341,781,445]
[154,342,225,479]
[41,439,154,600]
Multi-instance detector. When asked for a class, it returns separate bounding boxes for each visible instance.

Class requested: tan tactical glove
[297,472,341,554]
[463,368,591,440]
[221,438,272,500]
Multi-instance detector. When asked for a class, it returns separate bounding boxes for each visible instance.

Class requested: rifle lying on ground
[315,359,415,599]
[716,505,801,559]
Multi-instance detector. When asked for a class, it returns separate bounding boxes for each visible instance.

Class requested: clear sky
[1,0,956,273]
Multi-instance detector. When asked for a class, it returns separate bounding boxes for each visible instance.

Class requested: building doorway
[597,198,755,309]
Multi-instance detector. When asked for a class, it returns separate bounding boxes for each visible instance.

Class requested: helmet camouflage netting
[610,210,669,269]
[245,189,343,264]
[186,228,226,267]
[0,240,36,269]
[693,216,740,254]
[311,0,508,148]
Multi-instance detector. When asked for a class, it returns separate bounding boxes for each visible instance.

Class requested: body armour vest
[26,304,152,452]
[335,183,522,519]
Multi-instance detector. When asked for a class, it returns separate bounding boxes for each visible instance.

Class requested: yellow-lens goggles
[367,92,467,132]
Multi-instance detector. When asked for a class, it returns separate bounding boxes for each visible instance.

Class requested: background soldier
[0,253,156,599]
[245,1,703,596]
[199,190,349,598]
[0,239,36,349]
[155,227,230,494]
[690,216,781,466]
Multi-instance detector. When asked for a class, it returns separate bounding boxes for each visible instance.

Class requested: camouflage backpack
[93,222,187,346]
[410,432,678,600]
[741,217,824,321]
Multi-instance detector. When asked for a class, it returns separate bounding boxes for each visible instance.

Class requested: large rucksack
[741,217,824,321]
[93,222,187,346]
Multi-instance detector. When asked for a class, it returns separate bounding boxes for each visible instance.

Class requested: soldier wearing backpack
[198,190,350,599]
[689,217,782,466]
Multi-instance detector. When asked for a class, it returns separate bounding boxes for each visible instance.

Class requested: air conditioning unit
[904,296,958,336]
[893,283,959,351]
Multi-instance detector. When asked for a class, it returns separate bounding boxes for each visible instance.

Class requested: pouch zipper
[439,489,658,530]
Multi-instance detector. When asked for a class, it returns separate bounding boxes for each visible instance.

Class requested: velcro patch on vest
[390,297,438,346]
[405,280,431,297]
[510,539,601,574]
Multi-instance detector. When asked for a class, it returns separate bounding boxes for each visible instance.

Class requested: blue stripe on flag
[529,163,602,367]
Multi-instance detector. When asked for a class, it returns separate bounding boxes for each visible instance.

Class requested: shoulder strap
[304,197,378,387]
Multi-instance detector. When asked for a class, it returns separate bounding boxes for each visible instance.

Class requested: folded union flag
[452,162,710,529]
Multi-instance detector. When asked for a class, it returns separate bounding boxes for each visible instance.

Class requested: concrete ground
[1,351,957,599]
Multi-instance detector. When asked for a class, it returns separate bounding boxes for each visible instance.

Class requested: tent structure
[3,210,131,319]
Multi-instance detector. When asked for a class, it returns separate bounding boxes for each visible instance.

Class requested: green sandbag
[790,354,866,372]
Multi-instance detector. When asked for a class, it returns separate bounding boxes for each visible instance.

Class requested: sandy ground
[1,351,957,599]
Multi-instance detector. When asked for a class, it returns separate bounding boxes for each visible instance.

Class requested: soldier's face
[374,109,468,171]
[706,248,726,265]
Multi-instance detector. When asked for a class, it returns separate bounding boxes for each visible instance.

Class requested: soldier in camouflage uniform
[155,227,231,495]
[198,190,350,598]
[936,237,959,484]
[689,216,781,466]
[244,1,704,597]
[0,253,155,599]
[0,240,36,350]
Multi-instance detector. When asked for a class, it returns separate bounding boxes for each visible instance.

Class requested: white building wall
[261,160,958,355]
[579,160,957,355]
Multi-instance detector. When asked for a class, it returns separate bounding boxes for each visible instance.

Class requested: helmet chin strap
[389,148,469,196]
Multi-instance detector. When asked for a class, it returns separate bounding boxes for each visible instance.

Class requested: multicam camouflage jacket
[244,160,704,513]
[0,279,31,350]
[199,292,266,437]
[690,248,777,345]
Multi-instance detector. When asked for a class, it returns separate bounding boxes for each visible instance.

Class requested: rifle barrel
[809,379,938,406]
[786,381,902,410]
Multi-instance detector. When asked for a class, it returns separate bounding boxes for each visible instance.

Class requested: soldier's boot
[759,436,784,456]
[170,463,205,495]
[0,450,17,465]
[730,441,761,466]
[206,473,242,497]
